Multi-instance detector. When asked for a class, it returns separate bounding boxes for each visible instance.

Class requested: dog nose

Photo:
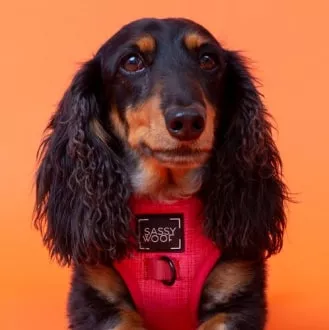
[165,106,206,141]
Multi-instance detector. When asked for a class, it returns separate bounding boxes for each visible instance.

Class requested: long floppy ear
[202,51,289,259]
[34,58,132,266]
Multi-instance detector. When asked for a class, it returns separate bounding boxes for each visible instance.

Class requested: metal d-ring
[159,256,176,286]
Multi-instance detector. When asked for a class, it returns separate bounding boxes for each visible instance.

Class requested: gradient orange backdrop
[1,1,329,329]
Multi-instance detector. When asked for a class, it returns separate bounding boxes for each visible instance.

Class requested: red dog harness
[114,196,221,330]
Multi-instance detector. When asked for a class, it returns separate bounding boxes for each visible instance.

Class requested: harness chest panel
[114,197,221,330]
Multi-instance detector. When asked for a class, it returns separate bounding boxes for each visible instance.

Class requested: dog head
[34,18,289,265]
[100,18,228,200]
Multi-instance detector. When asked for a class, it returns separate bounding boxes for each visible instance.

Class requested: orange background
[1,1,329,329]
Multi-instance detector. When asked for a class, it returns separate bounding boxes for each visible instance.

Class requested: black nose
[165,106,206,141]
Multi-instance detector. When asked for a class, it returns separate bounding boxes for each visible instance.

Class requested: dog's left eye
[199,53,218,71]
[120,54,145,73]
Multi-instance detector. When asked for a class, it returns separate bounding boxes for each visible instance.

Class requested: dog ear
[202,51,289,259]
[34,57,132,266]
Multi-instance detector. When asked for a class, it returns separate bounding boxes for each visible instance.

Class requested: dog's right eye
[120,54,145,73]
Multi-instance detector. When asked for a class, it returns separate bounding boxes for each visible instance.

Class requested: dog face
[102,19,225,170]
[34,18,288,265]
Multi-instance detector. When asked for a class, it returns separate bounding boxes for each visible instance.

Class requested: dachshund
[34,18,289,330]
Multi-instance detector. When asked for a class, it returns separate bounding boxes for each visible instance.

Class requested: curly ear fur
[201,51,289,259]
[34,58,132,266]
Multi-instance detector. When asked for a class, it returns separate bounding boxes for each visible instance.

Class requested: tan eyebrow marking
[135,35,156,53]
[184,32,208,50]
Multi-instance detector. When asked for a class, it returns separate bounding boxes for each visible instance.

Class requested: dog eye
[120,54,145,73]
[199,53,218,71]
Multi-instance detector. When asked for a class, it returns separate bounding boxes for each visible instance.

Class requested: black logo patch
[136,214,184,252]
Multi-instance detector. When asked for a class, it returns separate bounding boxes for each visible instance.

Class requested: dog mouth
[139,142,211,167]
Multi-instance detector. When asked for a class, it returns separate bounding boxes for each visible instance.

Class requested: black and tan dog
[34,18,289,329]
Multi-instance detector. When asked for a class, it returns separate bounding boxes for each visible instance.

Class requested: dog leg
[198,259,267,330]
[68,265,146,330]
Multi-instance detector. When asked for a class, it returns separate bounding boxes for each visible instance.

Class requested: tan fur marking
[84,265,126,303]
[198,314,227,330]
[125,100,152,148]
[132,157,167,195]
[168,167,204,198]
[131,158,204,201]
[135,35,156,53]
[90,119,108,143]
[205,261,255,304]
[184,32,208,50]
[112,310,145,330]
[202,97,216,149]
[125,94,173,150]
[110,106,126,139]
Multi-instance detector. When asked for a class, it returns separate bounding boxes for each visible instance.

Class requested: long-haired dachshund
[34,18,289,330]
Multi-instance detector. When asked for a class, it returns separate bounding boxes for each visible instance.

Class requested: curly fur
[34,59,133,265]
[201,51,289,259]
